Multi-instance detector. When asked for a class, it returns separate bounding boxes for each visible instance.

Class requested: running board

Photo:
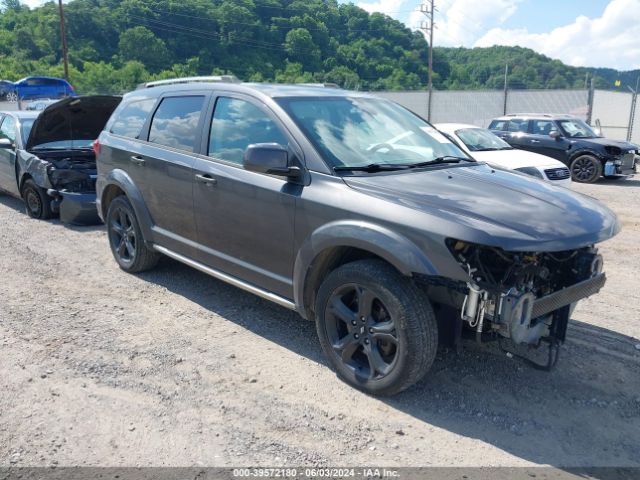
[153,245,297,311]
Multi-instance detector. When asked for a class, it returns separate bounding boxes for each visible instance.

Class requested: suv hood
[26,95,122,151]
[575,137,637,151]
[343,164,619,251]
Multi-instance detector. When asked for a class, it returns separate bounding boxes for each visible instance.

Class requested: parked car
[0,80,13,99]
[24,98,59,111]
[4,76,75,103]
[488,114,637,183]
[436,123,571,187]
[95,79,618,395]
[0,96,121,224]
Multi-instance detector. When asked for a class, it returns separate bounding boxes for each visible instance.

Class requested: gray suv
[95,78,619,395]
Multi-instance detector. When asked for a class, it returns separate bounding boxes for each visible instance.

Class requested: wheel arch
[293,221,438,320]
[99,169,154,244]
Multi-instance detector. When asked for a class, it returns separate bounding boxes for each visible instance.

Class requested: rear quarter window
[110,99,156,139]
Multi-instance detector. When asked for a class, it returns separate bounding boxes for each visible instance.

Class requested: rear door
[129,93,208,255]
[501,118,530,149]
[0,115,20,195]
[191,93,298,298]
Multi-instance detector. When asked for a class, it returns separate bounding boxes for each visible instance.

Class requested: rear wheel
[21,179,53,220]
[106,195,159,273]
[570,155,602,183]
[5,91,18,103]
[315,259,438,395]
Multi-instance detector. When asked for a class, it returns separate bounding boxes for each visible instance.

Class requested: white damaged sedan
[436,123,572,187]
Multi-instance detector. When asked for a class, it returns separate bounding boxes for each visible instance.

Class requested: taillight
[92,139,101,156]
[70,85,75,91]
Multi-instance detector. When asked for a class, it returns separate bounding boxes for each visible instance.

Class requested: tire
[570,155,602,183]
[5,91,18,103]
[21,179,53,220]
[106,195,159,273]
[315,259,438,395]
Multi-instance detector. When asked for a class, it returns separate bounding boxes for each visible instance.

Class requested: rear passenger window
[507,119,528,132]
[110,99,156,139]
[208,97,288,165]
[148,96,205,152]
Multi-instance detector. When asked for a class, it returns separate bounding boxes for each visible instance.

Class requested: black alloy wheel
[106,195,159,273]
[109,204,137,266]
[315,259,438,395]
[325,284,399,381]
[571,155,602,183]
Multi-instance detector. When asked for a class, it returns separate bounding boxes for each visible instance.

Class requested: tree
[118,27,169,73]
[285,28,321,72]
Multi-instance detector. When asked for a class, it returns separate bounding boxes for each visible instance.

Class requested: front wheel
[570,155,602,183]
[21,179,53,220]
[106,195,159,273]
[5,91,18,103]
[315,259,438,395]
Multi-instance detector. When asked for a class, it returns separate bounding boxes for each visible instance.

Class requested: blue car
[5,76,75,102]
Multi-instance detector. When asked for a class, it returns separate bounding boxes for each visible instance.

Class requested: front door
[192,94,298,299]
[528,119,571,163]
[0,115,20,196]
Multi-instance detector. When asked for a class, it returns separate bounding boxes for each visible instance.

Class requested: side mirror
[243,143,301,178]
[549,130,561,140]
[0,137,14,149]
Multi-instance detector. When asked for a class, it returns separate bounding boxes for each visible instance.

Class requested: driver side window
[208,97,288,165]
[0,116,16,143]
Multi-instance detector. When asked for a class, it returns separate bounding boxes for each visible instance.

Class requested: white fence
[375,88,639,144]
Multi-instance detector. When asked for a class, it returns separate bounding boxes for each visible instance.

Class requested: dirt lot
[1,179,639,469]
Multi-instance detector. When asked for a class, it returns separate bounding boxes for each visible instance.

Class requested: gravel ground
[0,178,639,468]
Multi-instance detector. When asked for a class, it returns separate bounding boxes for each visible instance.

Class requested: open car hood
[26,95,121,151]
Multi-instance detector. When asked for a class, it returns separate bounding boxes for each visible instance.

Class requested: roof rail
[138,75,240,89]
[507,113,554,117]
[296,82,341,89]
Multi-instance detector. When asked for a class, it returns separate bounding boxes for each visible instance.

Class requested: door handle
[195,173,217,186]
[530,140,540,143]
[130,155,146,166]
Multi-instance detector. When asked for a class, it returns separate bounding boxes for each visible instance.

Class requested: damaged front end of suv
[18,96,121,223]
[444,240,605,368]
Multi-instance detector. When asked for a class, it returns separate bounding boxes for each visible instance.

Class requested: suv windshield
[455,128,513,151]
[557,119,600,138]
[277,96,470,169]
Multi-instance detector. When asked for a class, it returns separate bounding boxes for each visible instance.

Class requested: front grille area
[532,273,606,319]
[544,167,571,180]
[622,152,635,168]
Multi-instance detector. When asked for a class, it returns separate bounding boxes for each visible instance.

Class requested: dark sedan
[0,96,121,224]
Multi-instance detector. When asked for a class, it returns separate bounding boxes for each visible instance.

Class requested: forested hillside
[0,0,637,94]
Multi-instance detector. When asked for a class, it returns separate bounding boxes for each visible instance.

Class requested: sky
[355,0,640,71]
[19,0,640,71]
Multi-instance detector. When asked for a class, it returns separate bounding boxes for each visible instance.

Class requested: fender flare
[99,169,155,244]
[292,220,439,315]
[568,148,607,164]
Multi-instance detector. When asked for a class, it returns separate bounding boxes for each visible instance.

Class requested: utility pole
[503,63,508,115]
[626,76,639,142]
[58,0,69,82]
[419,0,435,121]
